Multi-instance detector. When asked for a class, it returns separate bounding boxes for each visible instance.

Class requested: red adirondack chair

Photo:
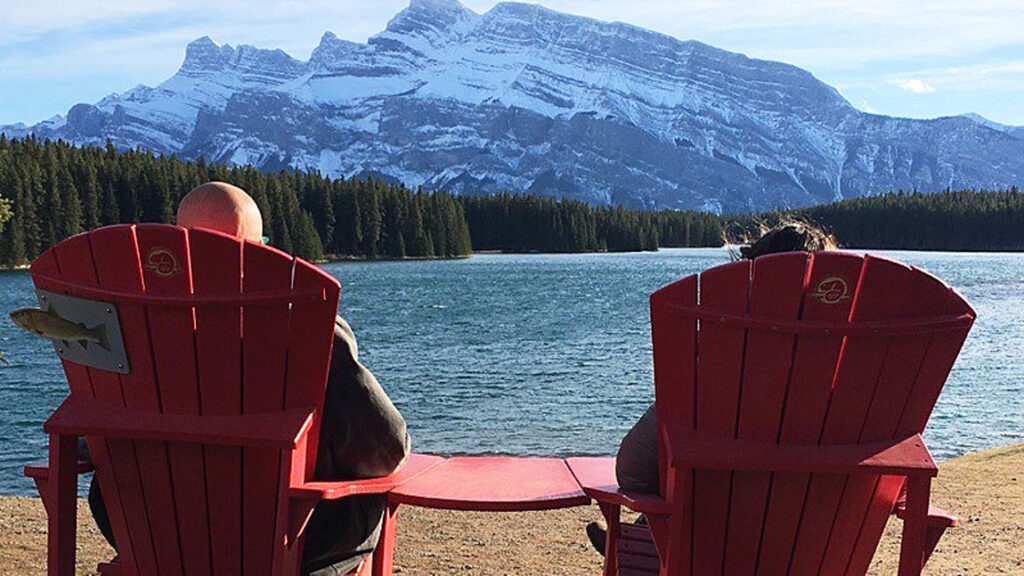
[569,251,974,576]
[22,224,441,576]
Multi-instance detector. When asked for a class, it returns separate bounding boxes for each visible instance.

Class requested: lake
[1,248,1022,494]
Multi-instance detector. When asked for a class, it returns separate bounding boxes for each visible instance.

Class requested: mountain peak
[382,0,477,41]
[408,0,470,12]
[181,36,235,73]
[310,30,364,68]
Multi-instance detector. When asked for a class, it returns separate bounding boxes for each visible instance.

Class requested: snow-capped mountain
[5,0,1024,212]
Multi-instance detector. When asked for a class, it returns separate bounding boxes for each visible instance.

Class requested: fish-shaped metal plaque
[11,290,130,374]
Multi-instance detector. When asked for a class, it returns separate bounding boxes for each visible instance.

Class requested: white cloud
[893,78,937,94]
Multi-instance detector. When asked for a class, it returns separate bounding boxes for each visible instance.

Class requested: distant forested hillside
[728,189,1024,251]
[4,137,1018,266]
[0,137,723,266]
[463,194,722,253]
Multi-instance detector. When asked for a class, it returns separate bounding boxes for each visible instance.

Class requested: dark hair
[738,219,837,260]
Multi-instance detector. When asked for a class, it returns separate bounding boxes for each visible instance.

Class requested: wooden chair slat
[723,252,808,576]
[755,252,864,576]
[619,567,658,576]
[190,228,244,576]
[90,225,177,576]
[845,277,974,576]
[788,256,920,576]
[617,536,658,557]
[240,241,296,574]
[285,259,341,476]
[619,551,660,571]
[691,260,750,576]
[135,224,212,576]
[821,263,953,575]
[649,274,697,571]
[47,234,148,576]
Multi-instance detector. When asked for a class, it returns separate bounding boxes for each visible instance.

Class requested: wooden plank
[895,287,974,434]
[619,567,658,576]
[670,431,936,476]
[649,275,698,490]
[273,436,308,576]
[564,457,672,514]
[788,256,918,576]
[820,264,952,576]
[47,431,78,576]
[135,225,212,576]
[389,457,589,511]
[756,252,864,576]
[276,258,337,571]
[44,233,148,576]
[91,225,184,576]
[619,551,659,572]
[723,252,808,576]
[844,281,973,576]
[282,258,339,477]
[292,453,446,500]
[648,275,697,573]
[691,260,750,576]
[189,229,244,576]
[240,241,295,575]
[618,530,658,557]
[45,397,313,448]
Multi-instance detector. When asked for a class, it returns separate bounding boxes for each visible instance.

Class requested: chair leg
[598,503,621,576]
[32,476,52,515]
[48,433,78,576]
[372,501,400,576]
[897,476,931,576]
[923,525,947,567]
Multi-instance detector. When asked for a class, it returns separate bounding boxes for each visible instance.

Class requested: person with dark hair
[738,218,838,260]
[586,220,838,555]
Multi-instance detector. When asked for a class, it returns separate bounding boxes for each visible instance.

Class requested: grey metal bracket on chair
[36,289,130,374]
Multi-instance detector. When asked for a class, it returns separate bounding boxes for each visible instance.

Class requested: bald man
[87,182,411,576]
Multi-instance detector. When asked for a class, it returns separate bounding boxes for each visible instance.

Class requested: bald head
[177,182,263,242]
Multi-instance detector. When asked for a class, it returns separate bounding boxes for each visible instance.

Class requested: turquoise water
[1,248,1022,493]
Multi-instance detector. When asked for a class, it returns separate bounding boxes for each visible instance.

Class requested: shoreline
[1,443,1020,575]
[5,245,1024,271]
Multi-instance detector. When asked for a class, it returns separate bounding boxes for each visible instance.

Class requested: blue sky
[2,0,1023,126]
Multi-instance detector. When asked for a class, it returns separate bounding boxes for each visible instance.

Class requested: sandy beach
[1,443,1020,575]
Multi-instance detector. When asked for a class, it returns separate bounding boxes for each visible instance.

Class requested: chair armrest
[894,486,958,528]
[290,453,445,500]
[669,430,937,477]
[44,396,314,449]
[565,457,673,514]
[24,460,95,479]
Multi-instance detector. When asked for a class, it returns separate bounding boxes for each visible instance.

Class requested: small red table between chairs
[372,456,591,576]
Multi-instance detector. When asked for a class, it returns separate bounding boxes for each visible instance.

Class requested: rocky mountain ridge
[4,0,1023,212]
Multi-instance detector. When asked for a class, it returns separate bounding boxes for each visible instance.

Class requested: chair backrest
[30,224,341,576]
[650,251,974,576]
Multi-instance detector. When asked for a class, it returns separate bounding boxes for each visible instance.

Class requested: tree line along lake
[1,247,1021,494]
[3,137,1024,272]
